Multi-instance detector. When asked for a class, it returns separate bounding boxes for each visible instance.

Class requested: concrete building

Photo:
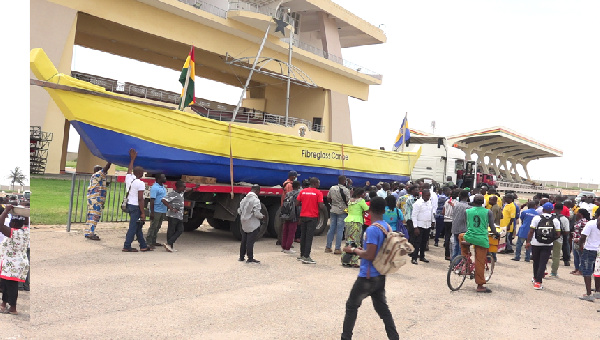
[30,0,385,174]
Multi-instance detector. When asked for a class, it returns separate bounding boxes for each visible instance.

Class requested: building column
[498,156,514,182]
[508,158,522,183]
[520,160,532,181]
[476,151,489,174]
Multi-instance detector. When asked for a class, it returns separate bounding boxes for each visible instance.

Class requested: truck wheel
[183,214,205,232]
[266,204,280,238]
[230,204,269,241]
[207,218,229,230]
[314,205,329,236]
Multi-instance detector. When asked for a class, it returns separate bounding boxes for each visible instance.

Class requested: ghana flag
[178,46,195,110]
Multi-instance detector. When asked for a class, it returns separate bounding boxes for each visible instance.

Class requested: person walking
[84,162,111,241]
[238,185,265,264]
[459,195,499,293]
[550,202,570,278]
[577,216,600,301]
[411,190,435,264]
[326,175,350,254]
[340,197,399,340]
[146,173,167,249]
[296,177,325,265]
[280,181,301,254]
[451,190,471,260]
[512,201,538,262]
[526,202,561,290]
[341,188,369,268]
[123,149,152,252]
[0,205,29,315]
[162,181,186,252]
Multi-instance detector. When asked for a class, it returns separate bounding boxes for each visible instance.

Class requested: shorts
[580,249,598,277]
[595,251,600,278]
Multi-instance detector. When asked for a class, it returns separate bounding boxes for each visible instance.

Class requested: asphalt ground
[28,222,597,339]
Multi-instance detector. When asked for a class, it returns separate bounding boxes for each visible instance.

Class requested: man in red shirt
[295,177,326,264]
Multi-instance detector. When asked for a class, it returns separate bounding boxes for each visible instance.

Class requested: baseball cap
[288,171,299,177]
[542,202,554,211]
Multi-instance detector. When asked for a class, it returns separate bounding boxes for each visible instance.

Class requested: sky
[21,0,600,185]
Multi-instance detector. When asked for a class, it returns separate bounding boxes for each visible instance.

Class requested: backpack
[279,191,298,221]
[370,222,414,277]
[534,215,558,244]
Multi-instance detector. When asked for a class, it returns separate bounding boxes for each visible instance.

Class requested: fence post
[67,172,76,232]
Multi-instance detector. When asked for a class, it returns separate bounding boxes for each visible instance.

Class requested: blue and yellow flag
[393,116,410,151]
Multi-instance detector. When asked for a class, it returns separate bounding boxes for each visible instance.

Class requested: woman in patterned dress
[85,162,111,241]
[341,188,369,268]
[0,205,30,315]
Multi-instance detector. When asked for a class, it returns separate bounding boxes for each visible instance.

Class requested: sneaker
[302,257,317,264]
[579,294,595,302]
[549,273,559,278]
[324,248,332,253]
[594,292,600,299]
[533,282,543,290]
[238,257,245,262]
[511,258,520,261]
[283,249,296,254]
[531,277,535,283]
[164,244,173,252]
[334,249,342,255]
[247,259,260,264]
[296,256,305,261]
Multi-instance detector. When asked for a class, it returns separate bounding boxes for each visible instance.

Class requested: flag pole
[401,112,407,153]
[232,25,271,121]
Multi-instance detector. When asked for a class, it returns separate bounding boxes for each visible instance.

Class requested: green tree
[7,166,27,190]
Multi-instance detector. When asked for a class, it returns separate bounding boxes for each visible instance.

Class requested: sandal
[139,247,153,252]
[122,248,138,252]
[476,288,493,293]
[86,235,101,241]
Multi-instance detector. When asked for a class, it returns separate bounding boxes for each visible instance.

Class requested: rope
[228,123,234,199]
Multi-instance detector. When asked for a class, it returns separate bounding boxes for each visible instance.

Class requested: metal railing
[177,0,228,18]
[228,1,296,27]
[283,38,382,81]
[67,174,130,231]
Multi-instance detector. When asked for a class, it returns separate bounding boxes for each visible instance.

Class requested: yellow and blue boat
[30,48,420,187]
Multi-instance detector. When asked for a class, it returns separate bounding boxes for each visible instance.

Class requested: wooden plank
[181,175,217,185]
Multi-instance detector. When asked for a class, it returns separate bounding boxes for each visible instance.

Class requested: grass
[30,177,73,225]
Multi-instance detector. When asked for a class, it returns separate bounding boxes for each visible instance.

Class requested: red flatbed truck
[117,176,330,240]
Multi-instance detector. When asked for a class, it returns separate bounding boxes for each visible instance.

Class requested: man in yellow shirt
[499,194,516,254]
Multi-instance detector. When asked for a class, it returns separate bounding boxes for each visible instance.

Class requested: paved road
[31,223,596,339]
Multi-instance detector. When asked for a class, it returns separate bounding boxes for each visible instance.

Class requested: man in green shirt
[459,195,499,293]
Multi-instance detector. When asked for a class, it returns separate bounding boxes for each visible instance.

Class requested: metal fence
[177,0,228,18]
[67,173,130,231]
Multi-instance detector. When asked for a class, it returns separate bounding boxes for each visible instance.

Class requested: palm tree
[7,167,27,191]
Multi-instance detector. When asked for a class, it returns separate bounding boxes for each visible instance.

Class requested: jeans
[341,276,399,340]
[573,242,581,271]
[531,245,552,283]
[300,217,318,258]
[451,234,461,260]
[240,227,260,260]
[434,216,445,243]
[124,204,148,249]
[166,217,184,247]
[146,212,166,245]
[514,237,531,261]
[561,234,570,263]
[327,212,347,250]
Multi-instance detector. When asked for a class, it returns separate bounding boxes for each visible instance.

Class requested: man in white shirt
[122,149,152,252]
[577,217,600,301]
[526,202,561,290]
[410,190,435,265]
[550,203,570,278]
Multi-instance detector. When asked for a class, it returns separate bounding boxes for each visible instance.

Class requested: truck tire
[314,205,329,236]
[231,204,269,241]
[207,218,229,230]
[183,213,205,232]
[266,204,280,238]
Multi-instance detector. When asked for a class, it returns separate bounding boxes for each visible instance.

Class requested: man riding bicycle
[459,194,500,293]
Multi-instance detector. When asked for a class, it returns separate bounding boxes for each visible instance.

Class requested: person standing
[326,175,350,254]
[570,209,590,275]
[451,190,472,260]
[550,203,570,278]
[162,181,186,252]
[459,195,499,293]
[411,190,435,264]
[488,196,502,226]
[281,181,301,254]
[499,194,516,255]
[0,205,29,315]
[398,185,418,246]
[577,217,600,301]
[278,171,298,246]
[526,202,561,290]
[84,162,111,241]
[512,201,538,262]
[341,188,369,268]
[434,187,448,247]
[238,185,264,264]
[123,149,152,252]
[296,177,325,265]
[146,173,168,249]
[340,197,399,340]
[442,190,454,260]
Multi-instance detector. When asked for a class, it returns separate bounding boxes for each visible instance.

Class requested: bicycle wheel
[447,255,468,291]
[485,254,495,282]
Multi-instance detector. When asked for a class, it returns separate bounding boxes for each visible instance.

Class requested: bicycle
[447,236,496,291]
